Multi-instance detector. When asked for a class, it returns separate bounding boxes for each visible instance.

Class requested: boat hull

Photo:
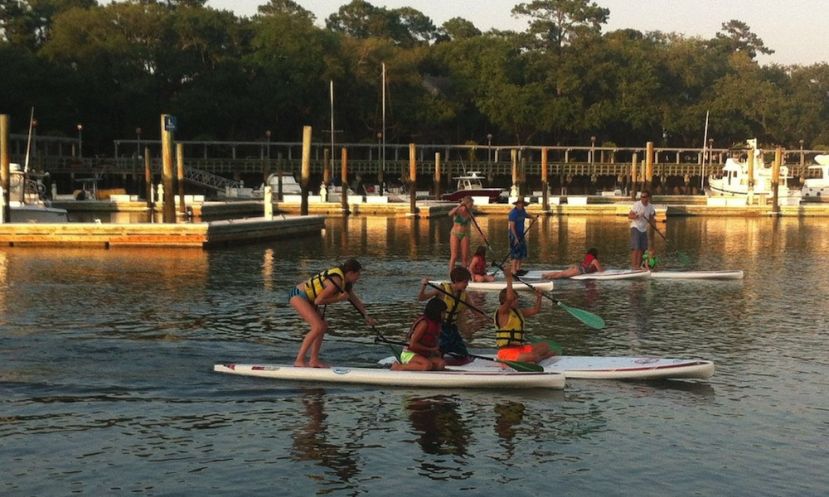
[214,363,565,389]
[441,189,505,203]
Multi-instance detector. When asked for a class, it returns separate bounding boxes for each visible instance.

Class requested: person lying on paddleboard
[469,245,496,282]
[495,267,556,364]
[418,266,472,358]
[290,258,375,368]
[391,298,448,371]
[541,248,603,280]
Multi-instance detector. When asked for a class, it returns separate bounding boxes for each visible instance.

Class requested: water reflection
[493,400,525,460]
[405,395,471,458]
[290,389,360,484]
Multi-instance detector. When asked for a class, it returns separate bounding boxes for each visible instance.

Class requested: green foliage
[0,1,826,153]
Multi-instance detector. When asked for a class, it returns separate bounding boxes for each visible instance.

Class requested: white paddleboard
[379,355,715,380]
[520,269,651,281]
[214,363,565,389]
[430,279,554,292]
[649,270,744,280]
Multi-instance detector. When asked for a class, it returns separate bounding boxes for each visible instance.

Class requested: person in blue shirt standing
[508,198,531,276]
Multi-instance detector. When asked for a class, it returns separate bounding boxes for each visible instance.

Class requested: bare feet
[308,360,329,368]
[294,360,308,368]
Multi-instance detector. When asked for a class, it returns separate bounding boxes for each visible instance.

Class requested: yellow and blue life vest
[304,267,347,301]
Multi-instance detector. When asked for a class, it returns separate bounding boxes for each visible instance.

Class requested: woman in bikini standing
[448,196,473,272]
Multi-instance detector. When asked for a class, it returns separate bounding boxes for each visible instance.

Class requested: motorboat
[7,164,68,223]
[707,139,797,200]
[800,155,829,202]
[441,171,506,203]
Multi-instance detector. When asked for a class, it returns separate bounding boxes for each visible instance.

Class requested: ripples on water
[1,216,828,496]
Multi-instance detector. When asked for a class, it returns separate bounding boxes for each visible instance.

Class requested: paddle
[325,277,401,361]
[467,207,498,259]
[496,263,606,330]
[647,218,691,266]
[448,353,544,372]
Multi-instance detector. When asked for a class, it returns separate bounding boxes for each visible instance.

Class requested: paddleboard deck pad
[431,280,554,292]
[214,363,565,389]
[379,355,714,380]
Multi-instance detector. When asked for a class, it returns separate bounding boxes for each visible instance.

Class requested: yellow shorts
[496,344,534,361]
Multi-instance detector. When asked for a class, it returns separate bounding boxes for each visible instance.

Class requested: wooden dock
[0,215,325,248]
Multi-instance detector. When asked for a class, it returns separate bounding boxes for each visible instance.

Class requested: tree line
[1,0,827,155]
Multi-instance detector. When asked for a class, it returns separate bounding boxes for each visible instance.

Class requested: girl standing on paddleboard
[448,196,474,272]
[290,259,375,368]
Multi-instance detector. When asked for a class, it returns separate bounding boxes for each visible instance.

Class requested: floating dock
[0,215,325,248]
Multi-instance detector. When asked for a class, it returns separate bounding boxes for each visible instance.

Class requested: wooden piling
[340,147,349,215]
[1,115,9,223]
[541,147,549,211]
[144,147,152,208]
[631,152,638,199]
[772,147,782,214]
[645,142,654,191]
[409,143,416,214]
[160,114,175,223]
[300,126,311,216]
[322,148,331,188]
[511,149,518,193]
[434,152,442,198]
[176,143,185,214]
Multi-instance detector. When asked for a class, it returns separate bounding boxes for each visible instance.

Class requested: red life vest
[581,253,597,273]
[407,315,441,349]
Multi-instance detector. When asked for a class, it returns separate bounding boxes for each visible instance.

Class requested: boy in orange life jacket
[494,267,555,364]
[392,298,448,371]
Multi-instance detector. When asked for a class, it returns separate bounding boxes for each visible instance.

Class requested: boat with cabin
[441,171,506,203]
[7,163,68,223]
[800,155,829,202]
[707,139,797,201]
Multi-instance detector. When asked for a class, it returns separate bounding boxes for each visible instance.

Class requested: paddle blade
[558,302,606,329]
[499,360,544,372]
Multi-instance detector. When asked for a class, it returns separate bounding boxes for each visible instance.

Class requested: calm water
[1,215,827,496]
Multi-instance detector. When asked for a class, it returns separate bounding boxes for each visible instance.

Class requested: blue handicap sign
[164,115,177,132]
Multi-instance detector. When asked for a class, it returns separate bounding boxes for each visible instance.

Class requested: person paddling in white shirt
[628,191,656,269]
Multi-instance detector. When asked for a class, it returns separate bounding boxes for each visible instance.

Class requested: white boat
[707,139,797,200]
[520,269,650,281]
[7,164,68,223]
[800,155,829,202]
[649,270,744,280]
[441,171,506,204]
[430,279,554,292]
[380,355,715,380]
[214,363,565,389]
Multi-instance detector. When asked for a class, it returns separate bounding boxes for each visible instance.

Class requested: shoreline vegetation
[0,0,827,157]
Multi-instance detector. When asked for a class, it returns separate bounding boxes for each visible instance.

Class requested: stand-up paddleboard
[214,364,565,389]
[430,280,554,292]
[649,270,744,280]
[520,269,650,281]
[379,355,715,380]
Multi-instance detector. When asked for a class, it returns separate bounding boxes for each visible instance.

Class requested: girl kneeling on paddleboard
[495,267,555,364]
[417,266,472,358]
[469,245,495,282]
[392,298,448,371]
[290,258,375,368]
